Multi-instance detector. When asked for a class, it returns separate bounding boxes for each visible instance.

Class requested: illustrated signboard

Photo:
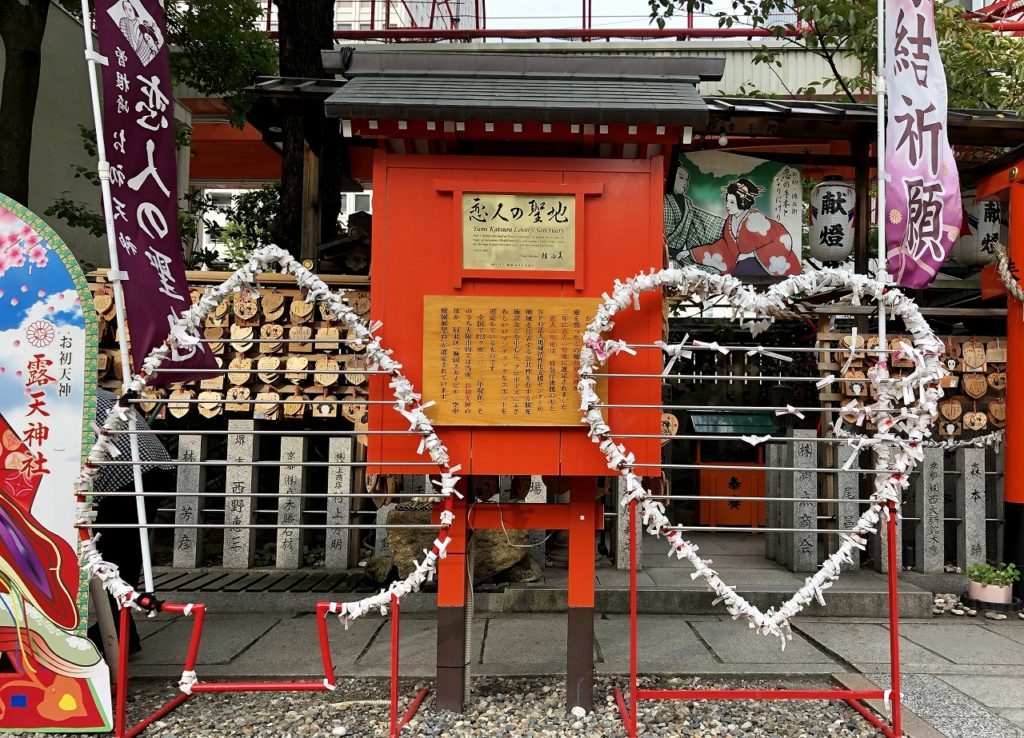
[664,151,802,276]
[0,197,111,731]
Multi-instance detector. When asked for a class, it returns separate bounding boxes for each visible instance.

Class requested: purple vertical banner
[96,0,213,381]
[884,0,962,289]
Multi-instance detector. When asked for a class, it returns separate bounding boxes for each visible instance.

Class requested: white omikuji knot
[577,266,947,647]
[75,246,458,629]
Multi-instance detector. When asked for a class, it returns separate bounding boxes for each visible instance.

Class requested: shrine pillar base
[436,487,469,711]
[566,478,596,713]
[1006,182,1024,599]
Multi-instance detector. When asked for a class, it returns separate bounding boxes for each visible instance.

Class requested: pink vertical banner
[95,0,213,381]
[884,0,962,289]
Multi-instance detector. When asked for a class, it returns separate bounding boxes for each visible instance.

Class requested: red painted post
[629,497,638,738]
[886,501,902,737]
[1005,183,1024,599]
[390,594,400,738]
[115,605,131,738]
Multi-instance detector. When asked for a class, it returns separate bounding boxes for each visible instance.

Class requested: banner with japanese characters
[884,0,962,289]
[0,197,112,731]
[96,0,213,380]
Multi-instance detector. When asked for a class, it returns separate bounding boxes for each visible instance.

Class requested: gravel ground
[89,676,884,738]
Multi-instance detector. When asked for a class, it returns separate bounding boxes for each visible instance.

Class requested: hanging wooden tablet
[314,357,340,387]
[93,289,115,320]
[939,397,963,422]
[963,372,988,400]
[941,337,961,372]
[312,390,337,418]
[838,333,864,367]
[168,389,194,419]
[989,400,1007,428]
[345,353,369,385]
[230,324,254,353]
[961,338,987,372]
[233,291,260,325]
[290,298,314,324]
[939,373,959,389]
[889,336,914,368]
[939,420,961,437]
[353,292,371,316]
[986,338,1007,365]
[661,412,679,446]
[260,323,284,353]
[285,356,309,383]
[283,388,306,419]
[315,326,340,352]
[198,390,223,419]
[226,386,251,412]
[288,325,312,353]
[199,356,225,391]
[206,299,229,327]
[254,391,280,420]
[262,292,285,322]
[96,350,111,378]
[964,404,988,432]
[227,356,252,385]
[257,356,281,384]
[840,403,862,425]
[318,302,336,322]
[842,370,868,397]
[138,388,163,416]
[341,400,367,424]
[988,371,1007,392]
[346,329,365,351]
[205,325,225,355]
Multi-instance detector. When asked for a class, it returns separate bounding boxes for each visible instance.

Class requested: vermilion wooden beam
[432,502,604,531]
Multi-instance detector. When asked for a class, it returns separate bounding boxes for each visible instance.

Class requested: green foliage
[966,561,1021,587]
[166,0,277,126]
[213,184,281,268]
[648,0,1024,111]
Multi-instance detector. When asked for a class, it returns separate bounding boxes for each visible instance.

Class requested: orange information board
[368,153,663,476]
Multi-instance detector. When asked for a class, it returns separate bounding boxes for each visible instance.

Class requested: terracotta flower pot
[967,580,1013,605]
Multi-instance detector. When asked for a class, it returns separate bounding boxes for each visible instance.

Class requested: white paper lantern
[951,192,1001,267]
[809,178,856,262]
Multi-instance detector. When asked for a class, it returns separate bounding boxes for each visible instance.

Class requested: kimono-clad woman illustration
[687,178,801,277]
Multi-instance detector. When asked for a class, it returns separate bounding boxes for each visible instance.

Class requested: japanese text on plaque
[462,193,576,271]
[423,296,601,426]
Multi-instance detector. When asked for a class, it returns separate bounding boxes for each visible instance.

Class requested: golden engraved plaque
[462,193,575,271]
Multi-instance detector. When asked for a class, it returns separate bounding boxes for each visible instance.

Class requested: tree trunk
[0,0,50,207]
[271,0,341,259]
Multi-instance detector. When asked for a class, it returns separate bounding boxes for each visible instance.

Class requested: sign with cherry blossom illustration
[884,0,962,289]
[0,196,111,731]
[95,0,213,381]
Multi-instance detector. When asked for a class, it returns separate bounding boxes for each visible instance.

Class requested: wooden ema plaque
[368,153,663,476]
[422,295,604,426]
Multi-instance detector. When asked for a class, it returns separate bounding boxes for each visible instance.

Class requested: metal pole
[78,0,155,594]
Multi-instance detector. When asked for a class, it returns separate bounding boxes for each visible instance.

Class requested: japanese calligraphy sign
[96,0,213,381]
[885,0,962,289]
[951,190,1002,267]
[422,296,602,426]
[462,193,575,271]
[0,197,111,730]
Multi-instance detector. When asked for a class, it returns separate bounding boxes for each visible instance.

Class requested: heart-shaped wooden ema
[93,290,114,318]
[168,389,194,419]
[226,386,251,412]
[940,398,963,421]
[312,392,337,418]
[964,408,988,431]
[234,292,260,323]
[961,338,986,372]
[290,299,314,323]
[963,373,988,400]
[987,372,1007,392]
[227,357,251,385]
[257,356,281,384]
[285,356,309,383]
[315,326,340,352]
[262,292,285,321]
[230,324,253,353]
[261,323,284,353]
[989,400,1006,427]
[254,391,280,420]
[345,353,369,385]
[198,390,223,418]
[200,357,225,390]
[660,412,679,445]
[283,389,306,418]
[288,325,313,352]
[315,357,339,387]
[578,267,945,642]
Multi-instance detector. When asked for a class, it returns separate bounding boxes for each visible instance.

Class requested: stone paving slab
[480,614,568,670]
[358,615,484,672]
[870,673,1024,738]
[137,613,280,665]
[900,623,1024,665]
[646,566,804,587]
[594,570,656,588]
[691,620,835,665]
[1000,709,1024,730]
[230,614,380,673]
[593,615,716,672]
[935,674,1024,713]
[794,622,953,667]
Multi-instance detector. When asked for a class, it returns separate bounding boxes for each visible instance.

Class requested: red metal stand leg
[629,496,638,738]
[886,501,903,737]
[390,594,400,738]
[316,602,338,686]
[115,605,131,738]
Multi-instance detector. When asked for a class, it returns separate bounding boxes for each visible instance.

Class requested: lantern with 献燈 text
[951,191,1002,267]
[808,176,855,263]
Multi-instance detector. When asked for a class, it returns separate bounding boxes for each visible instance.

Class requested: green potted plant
[966,562,1020,605]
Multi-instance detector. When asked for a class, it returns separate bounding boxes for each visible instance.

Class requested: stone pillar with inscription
[956,447,987,568]
[836,444,860,571]
[326,437,354,569]
[173,434,207,569]
[276,436,306,569]
[871,443,903,573]
[789,430,817,573]
[914,447,945,573]
[224,419,259,569]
